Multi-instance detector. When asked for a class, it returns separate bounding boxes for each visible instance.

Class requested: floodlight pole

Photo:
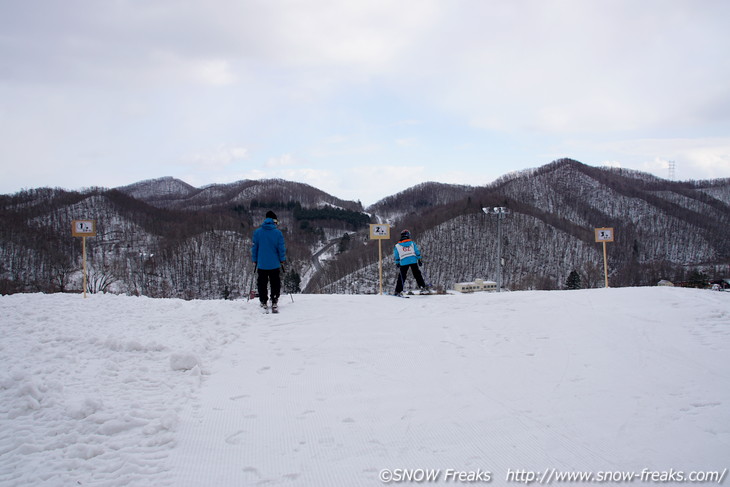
[483,207,509,292]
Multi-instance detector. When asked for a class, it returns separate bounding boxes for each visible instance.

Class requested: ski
[389,289,442,297]
[255,299,282,313]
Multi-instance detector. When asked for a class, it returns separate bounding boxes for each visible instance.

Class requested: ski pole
[247,264,257,302]
[396,265,405,293]
[280,263,294,303]
[284,269,294,303]
[419,264,434,289]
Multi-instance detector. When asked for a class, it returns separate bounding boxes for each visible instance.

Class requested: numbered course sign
[595,227,614,242]
[72,220,97,237]
[369,224,390,240]
[369,224,391,294]
[594,227,614,287]
[72,220,97,297]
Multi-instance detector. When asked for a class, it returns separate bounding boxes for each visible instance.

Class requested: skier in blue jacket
[394,229,428,295]
[252,211,287,311]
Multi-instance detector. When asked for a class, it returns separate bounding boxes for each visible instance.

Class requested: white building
[454,279,497,293]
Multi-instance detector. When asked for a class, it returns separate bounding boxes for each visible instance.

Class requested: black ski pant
[257,268,281,304]
[395,263,426,294]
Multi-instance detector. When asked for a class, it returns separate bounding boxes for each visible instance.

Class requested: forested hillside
[0,179,370,298]
[319,159,729,293]
[1,160,728,297]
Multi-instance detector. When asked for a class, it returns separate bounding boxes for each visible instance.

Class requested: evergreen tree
[687,270,709,288]
[566,270,582,290]
[338,233,351,253]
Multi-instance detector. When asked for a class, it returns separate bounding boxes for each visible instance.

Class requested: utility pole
[483,207,509,292]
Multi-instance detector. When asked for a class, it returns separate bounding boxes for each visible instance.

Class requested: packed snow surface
[1,287,728,486]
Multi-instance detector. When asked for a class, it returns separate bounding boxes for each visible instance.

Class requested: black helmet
[400,229,411,240]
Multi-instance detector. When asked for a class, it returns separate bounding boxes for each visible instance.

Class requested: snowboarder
[252,211,287,312]
[394,229,429,295]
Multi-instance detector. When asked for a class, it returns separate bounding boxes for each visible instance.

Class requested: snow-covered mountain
[0,177,373,298]
[117,176,198,201]
[118,177,364,212]
[317,159,729,293]
[1,159,728,298]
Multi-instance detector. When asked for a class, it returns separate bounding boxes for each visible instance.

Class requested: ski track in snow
[0,288,728,486]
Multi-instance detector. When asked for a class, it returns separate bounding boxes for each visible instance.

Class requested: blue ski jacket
[394,239,421,266]
[252,218,286,270]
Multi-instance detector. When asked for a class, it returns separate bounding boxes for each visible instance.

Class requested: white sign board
[369,224,390,240]
[72,220,96,237]
[595,227,614,243]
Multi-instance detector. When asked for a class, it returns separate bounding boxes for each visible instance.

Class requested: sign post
[594,227,614,288]
[72,220,97,298]
[369,224,391,295]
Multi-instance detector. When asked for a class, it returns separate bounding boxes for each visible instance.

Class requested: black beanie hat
[265,210,277,220]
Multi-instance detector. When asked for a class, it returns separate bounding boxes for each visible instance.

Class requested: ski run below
[1,287,728,486]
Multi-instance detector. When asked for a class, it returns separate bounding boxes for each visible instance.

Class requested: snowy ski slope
[1,287,728,486]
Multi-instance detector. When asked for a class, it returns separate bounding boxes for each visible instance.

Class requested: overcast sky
[1,0,729,205]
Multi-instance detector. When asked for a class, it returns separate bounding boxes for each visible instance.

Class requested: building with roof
[454,279,497,293]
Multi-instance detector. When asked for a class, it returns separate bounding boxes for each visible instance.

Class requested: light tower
[482,207,509,292]
[668,160,676,180]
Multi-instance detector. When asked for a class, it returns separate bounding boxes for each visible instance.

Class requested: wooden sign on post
[72,220,96,237]
[72,220,97,298]
[369,224,391,295]
[595,227,614,288]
